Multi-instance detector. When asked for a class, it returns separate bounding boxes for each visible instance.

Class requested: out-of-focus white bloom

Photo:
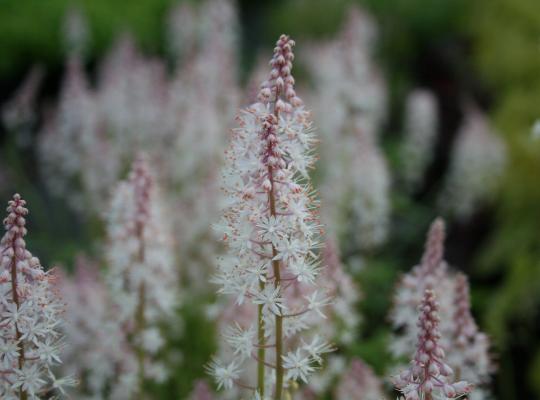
[440,108,507,219]
[165,1,198,62]
[304,6,390,250]
[209,35,333,398]
[334,358,385,400]
[447,273,495,399]
[39,55,116,213]
[2,65,44,146]
[62,7,89,58]
[0,194,71,398]
[105,155,178,393]
[401,90,438,189]
[393,290,473,400]
[61,256,131,398]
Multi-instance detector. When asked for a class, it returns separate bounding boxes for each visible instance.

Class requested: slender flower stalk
[210,35,330,399]
[0,194,72,399]
[393,289,473,400]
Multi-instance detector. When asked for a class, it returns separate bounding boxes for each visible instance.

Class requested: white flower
[304,290,333,319]
[223,323,256,360]
[253,286,285,316]
[282,349,315,383]
[256,215,285,245]
[300,335,335,364]
[206,358,241,390]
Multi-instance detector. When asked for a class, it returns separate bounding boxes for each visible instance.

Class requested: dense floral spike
[105,155,178,399]
[440,107,506,219]
[0,194,72,399]
[334,358,385,400]
[401,90,438,189]
[390,218,454,358]
[211,34,330,399]
[394,289,473,400]
[447,273,494,400]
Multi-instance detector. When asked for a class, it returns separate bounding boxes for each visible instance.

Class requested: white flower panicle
[440,107,506,219]
[334,358,385,400]
[210,34,332,398]
[401,90,438,189]
[105,155,178,398]
[394,289,473,400]
[0,194,71,399]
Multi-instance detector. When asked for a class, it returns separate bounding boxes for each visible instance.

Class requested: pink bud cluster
[0,194,72,398]
[394,289,473,400]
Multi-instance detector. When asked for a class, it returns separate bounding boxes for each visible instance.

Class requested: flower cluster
[440,107,507,219]
[394,289,473,400]
[210,34,332,399]
[0,194,72,399]
[401,90,439,190]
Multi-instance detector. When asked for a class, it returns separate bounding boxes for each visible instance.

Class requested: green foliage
[0,0,178,79]
[466,0,540,396]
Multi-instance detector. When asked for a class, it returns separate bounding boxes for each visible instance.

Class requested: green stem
[257,280,266,397]
[11,256,27,400]
[267,166,283,400]
[134,224,146,398]
[135,282,146,395]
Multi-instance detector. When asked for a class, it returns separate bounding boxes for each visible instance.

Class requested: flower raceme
[0,194,73,399]
[210,34,332,399]
[394,289,473,400]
